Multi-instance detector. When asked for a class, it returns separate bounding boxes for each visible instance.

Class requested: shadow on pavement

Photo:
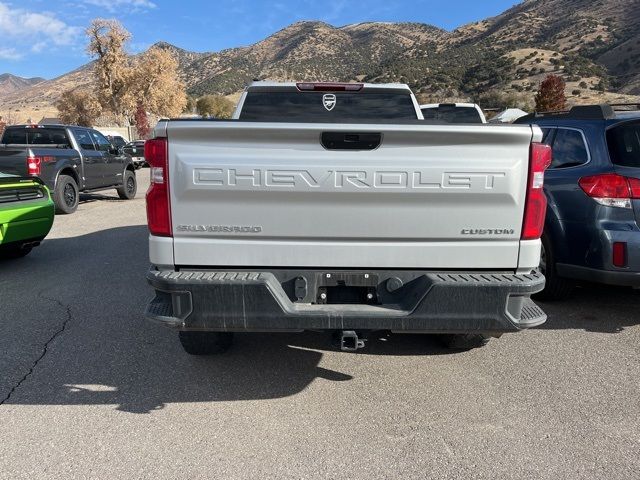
[537,283,639,333]
[78,192,126,204]
[2,224,638,411]
[1,225,460,414]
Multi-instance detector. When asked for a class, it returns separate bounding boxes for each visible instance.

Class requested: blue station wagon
[516,104,640,299]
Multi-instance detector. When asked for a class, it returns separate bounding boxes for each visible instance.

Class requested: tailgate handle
[321,132,381,151]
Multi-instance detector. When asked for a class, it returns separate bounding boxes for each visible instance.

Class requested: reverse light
[145,137,172,237]
[578,174,640,209]
[521,142,553,240]
[27,156,42,176]
[296,82,364,92]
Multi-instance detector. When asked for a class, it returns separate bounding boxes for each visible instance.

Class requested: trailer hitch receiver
[340,330,366,352]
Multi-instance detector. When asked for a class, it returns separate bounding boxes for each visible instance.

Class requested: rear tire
[54,175,79,214]
[1,244,32,259]
[535,234,574,301]
[117,170,137,200]
[439,334,491,350]
[178,331,233,355]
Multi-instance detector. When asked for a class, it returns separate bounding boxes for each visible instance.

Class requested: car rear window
[607,121,640,168]
[1,127,70,146]
[239,91,418,122]
[421,106,483,124]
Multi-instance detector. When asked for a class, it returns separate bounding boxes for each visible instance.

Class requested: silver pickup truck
[145,82,550,355]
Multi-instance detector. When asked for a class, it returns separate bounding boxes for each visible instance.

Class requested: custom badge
[323,94,336,111]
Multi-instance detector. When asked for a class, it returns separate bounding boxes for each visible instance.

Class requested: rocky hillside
[442,0,640,97]
[2,0,639,121]
[0,74,45,97]
[0,64,94,122]
[182,22,447,96]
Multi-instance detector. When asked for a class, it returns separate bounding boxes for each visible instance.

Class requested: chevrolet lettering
[193,168,507,191]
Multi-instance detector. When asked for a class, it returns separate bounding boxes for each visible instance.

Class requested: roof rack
[518,104,617,122]
[609,103,640,111]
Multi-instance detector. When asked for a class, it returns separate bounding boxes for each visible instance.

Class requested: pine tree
[534,74,567,112]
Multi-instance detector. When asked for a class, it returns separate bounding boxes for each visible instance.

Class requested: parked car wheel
[54,175,79,214]
[178,331,234,355]
[535,234,574,301]
[1,244,33,259]
[117,170,137,200]
[438,334,491,350]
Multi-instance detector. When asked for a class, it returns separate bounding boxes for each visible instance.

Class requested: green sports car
[0,173,54,258]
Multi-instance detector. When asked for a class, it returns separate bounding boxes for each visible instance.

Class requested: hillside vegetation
[2,0,639,122]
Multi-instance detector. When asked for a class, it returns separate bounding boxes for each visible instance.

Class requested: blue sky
[0,0,519,79]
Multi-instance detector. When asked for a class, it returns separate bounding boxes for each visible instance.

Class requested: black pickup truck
[0,124,137,214]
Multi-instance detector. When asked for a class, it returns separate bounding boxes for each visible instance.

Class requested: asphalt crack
[0,296,72,405]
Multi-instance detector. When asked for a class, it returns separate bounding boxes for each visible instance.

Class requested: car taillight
[522,142,552,240]
[296,82,364,92]
[145,137,171,237]
[578,174,640,209]
[27,156,41,176]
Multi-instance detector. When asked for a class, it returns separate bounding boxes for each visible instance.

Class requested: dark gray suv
[516,104,640,299]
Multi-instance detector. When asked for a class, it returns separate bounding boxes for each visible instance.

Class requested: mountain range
[0,74,45,97]
[1,0,639,122]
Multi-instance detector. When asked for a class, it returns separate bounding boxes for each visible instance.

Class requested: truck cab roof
[5,124,81,129]
[244,81,414,93]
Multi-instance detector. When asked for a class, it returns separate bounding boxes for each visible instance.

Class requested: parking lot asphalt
[1,171,639,479]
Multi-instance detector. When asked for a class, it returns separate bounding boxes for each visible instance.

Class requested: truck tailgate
[166,122,535,269]
[0,148,28,177]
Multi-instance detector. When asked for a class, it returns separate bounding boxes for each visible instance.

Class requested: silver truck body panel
[158,121,541,270]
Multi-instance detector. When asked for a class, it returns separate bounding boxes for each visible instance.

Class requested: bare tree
[196,95,235,119]
[56,89,103,127]
[86,19,132,121]
[128,47,187,118]
[0,112,20,135]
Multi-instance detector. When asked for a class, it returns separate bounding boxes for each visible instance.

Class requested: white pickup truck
[144,82,550,355]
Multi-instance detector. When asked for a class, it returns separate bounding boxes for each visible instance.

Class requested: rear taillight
[296,82,364,92]
[522,142,552,240]
[578,174,640,209]
[27,156,41,176]
[145,137,171,237]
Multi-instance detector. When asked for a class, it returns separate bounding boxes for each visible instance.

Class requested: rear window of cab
[421,106,483,124]
[239,91,418,122]
[1,127,70,146]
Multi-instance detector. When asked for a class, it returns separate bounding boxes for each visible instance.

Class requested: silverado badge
[323,94,336,111]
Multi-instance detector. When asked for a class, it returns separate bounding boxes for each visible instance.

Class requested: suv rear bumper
[145,268,546,333]
[557,264,640,287]
[555,228,640,287]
